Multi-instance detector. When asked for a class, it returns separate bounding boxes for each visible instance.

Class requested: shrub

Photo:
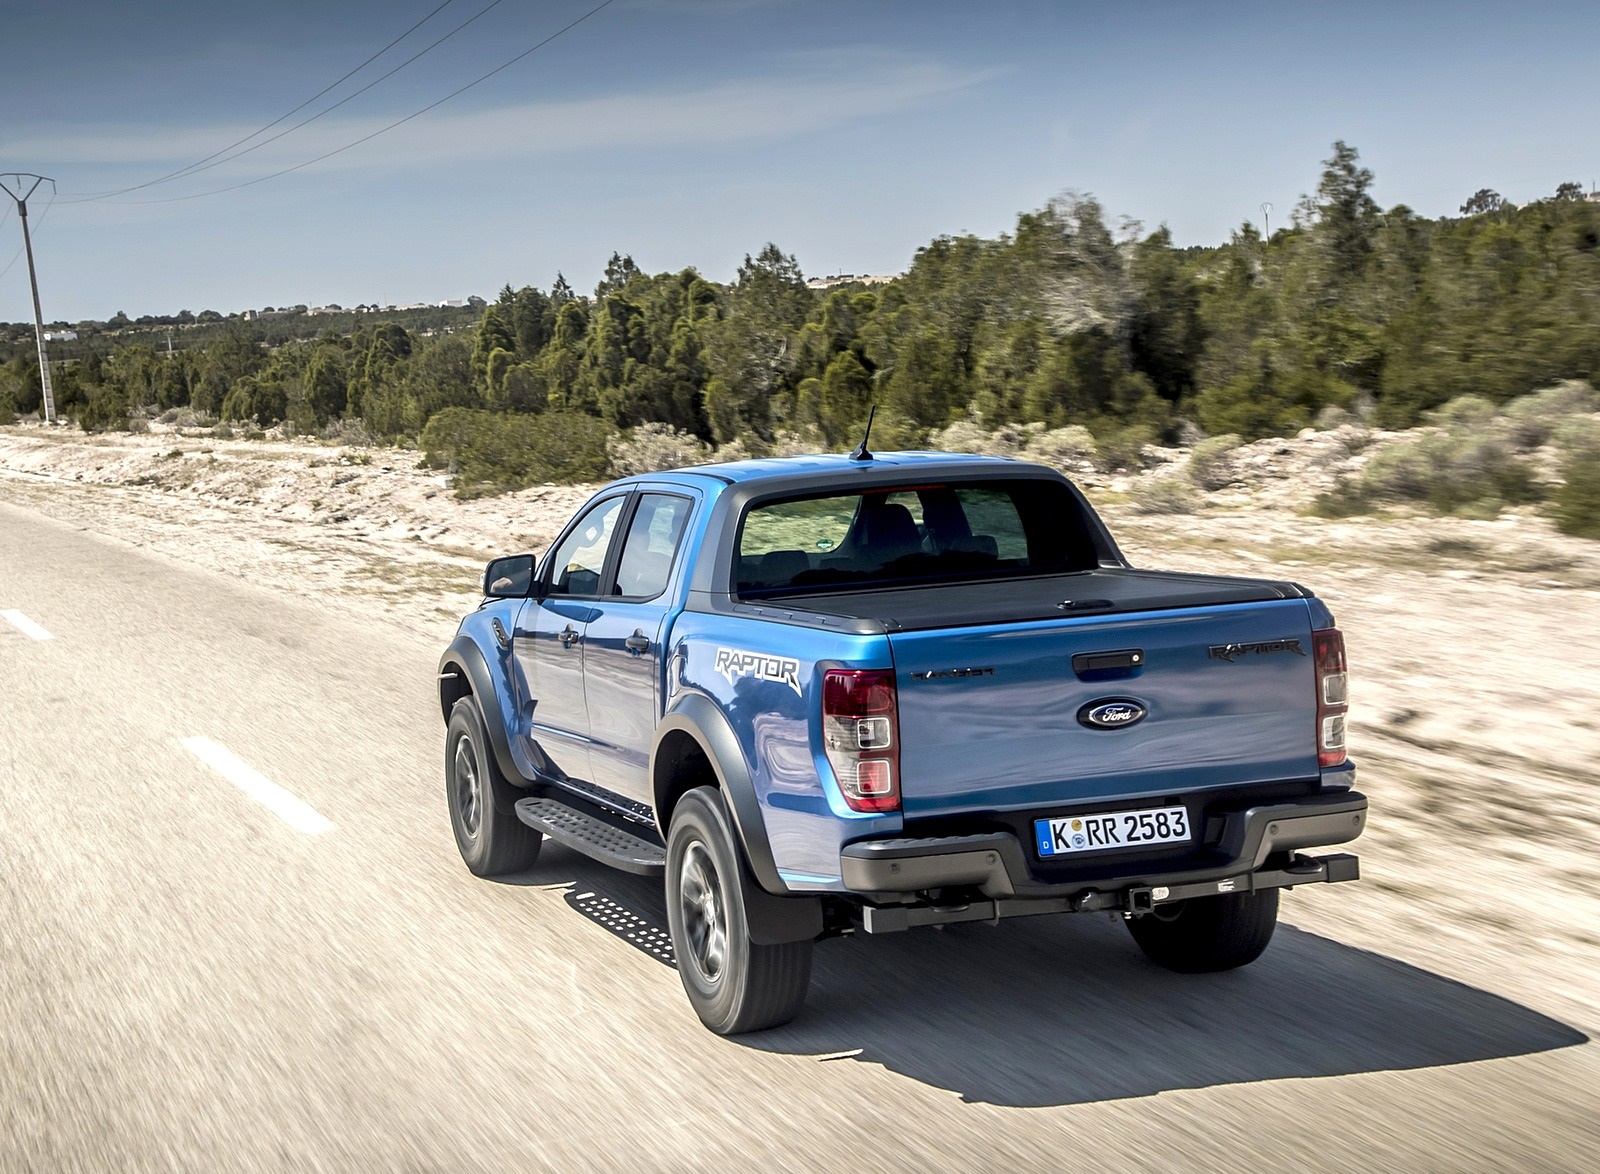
[1553,451,1600,540]
[158,406,216,429]
[420,407,610,497]
[1501,381,1599,449]
[607,423,707,476]
[1361,432,1543,517]
[1314,405,1357,430]
[927,418,1000,455]
[0,391,15,426]
[1127,476,1198,515]
[1023,425,1098,469]
[1188,433,1243,490]
[321,417,378,447]
[1307,483,1374,518]
[1425,394,1499,431]
[1088,421,1157,472]
[1193,370,1313,440]
[1550,416,1600,460]
[771,429,826,457]
[78,386,132,433]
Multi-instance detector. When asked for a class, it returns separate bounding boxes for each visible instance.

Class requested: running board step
[514,796,665,876]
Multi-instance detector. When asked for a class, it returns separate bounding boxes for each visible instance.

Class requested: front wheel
[665,787,812,1034]
[1125,889,1279,973]
[445,696,542,877]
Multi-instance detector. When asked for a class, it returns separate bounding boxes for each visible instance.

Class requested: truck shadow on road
[516,845,1588,1109]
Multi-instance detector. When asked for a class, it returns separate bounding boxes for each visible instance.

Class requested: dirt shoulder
[4,422,1598,1032]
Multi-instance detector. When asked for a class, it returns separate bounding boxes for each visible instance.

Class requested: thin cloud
[9,52,987,191]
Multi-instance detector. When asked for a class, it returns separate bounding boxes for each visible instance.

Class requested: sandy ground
[3,420,1599,1039]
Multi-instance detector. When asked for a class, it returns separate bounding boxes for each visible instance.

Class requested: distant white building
[805,273,901,291]
[43,329,78,342]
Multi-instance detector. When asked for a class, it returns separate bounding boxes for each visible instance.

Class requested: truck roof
[633,450,1032,491]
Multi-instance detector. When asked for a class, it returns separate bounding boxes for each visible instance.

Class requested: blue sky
[2,0,1596,322]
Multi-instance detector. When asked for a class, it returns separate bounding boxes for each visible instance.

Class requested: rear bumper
[838,790,1367,920]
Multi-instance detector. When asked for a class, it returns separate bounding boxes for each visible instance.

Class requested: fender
[653,692,823,944]
[438,635,532,788]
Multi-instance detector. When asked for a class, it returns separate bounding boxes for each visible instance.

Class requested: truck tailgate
[889,597,1321,817]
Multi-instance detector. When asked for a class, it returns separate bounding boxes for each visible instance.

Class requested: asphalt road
[3,498,1597,1172]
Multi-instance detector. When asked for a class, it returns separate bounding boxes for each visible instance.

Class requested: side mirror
[483,553,537,599]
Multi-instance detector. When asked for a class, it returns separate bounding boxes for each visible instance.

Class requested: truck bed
[758,567,1313,632]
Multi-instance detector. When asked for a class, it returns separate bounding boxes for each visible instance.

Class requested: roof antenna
[848,404,877,462]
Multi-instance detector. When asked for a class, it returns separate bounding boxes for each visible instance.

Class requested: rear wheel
[1125,889,1279,973]
[446,696,542,877]
[666,786,812,1034]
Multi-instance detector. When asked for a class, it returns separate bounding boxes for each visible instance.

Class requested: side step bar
[514,795,665,877]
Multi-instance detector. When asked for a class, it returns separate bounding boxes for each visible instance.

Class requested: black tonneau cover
[768,568,1309,632]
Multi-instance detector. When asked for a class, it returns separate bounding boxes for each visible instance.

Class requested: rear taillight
[1314,628,1348,768]
[823,668,901,813]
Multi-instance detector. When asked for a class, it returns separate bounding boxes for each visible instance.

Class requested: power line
[62,0,479,203]
[110,0,617,206]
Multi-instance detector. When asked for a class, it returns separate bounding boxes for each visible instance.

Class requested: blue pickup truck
[437,450,1366,1033]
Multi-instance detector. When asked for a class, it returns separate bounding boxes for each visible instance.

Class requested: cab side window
[546,496,624,597]
[613,494,692,599]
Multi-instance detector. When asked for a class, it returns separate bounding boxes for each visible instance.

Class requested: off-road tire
[665,786,812,1034]
[446,696,542,877]
[1126,889,1279,973]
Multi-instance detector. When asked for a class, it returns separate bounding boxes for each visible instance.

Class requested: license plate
[1034,805,1191,857]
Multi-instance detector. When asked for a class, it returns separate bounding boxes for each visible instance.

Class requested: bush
[0,391,15,426]
[158,406,217,429]
[1553,451,1600,540]
[1127,476,1198,515]
[1314,404,1358,430]
[321,417,378,447]
[1552,417,1600,459]
[1193,369,1317,441]
[1088,421,1157,472]
[1307,482,1374,518]
[1360,432,1543,517]
[925,419,1098,468]
[607,423,708,476]
[1501,381,1599,449]
[927,418,1001,455]
[421,407,610,497]
[1425,394,1499,431]
[1024,425,1098,469]
[1188,433,1243,490]
[78,386,132,433]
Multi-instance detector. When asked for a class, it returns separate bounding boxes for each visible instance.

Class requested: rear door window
[613,493,692,599]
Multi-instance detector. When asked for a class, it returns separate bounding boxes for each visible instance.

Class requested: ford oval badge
[1078,698,1148,730]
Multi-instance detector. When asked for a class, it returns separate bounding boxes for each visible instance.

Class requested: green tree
[305,345,347,424]
[473,306,517,390]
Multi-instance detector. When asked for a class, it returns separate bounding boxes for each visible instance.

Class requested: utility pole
[0,173,58,424]
[1261,202,1273,241]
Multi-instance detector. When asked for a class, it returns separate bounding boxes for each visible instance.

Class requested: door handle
[624,630,650,656]
[559,625,581,649]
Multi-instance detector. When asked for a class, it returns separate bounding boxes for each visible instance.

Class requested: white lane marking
[2,610,54,641]
[180,736,335,835]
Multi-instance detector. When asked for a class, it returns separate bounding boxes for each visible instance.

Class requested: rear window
[735,480,1099,596]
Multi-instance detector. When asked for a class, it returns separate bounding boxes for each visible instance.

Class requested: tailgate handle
[1072,649,1144,680]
